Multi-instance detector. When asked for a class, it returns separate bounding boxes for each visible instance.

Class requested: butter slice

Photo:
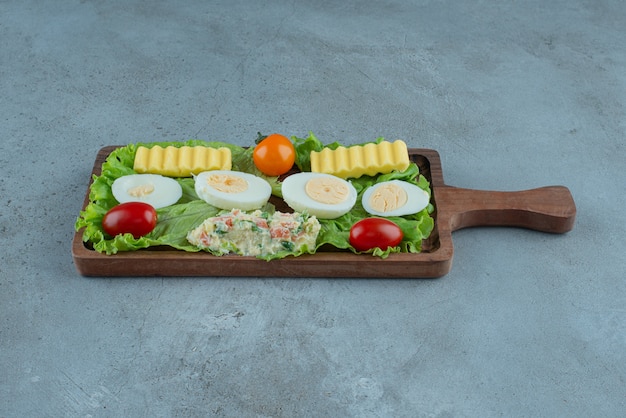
[134,145,232,177]
[310,140,410,179]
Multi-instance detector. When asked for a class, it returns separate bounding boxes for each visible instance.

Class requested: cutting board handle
[436,185,576,233]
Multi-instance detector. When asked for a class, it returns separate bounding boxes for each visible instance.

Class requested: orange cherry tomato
[253,133,296,176]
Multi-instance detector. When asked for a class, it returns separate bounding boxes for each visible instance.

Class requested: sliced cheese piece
[134,145,232,177]
[310,140,410,179]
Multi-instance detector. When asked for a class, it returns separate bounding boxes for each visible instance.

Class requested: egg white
[281,172,357,219]
[361,180,429,217]
[194,170,271,210]
[111,174,183,209]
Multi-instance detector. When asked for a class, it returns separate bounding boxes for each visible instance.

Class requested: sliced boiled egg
[111,174,183,209]
[194,170,271,210]
[281,172,357,219]
[361,180,429,217]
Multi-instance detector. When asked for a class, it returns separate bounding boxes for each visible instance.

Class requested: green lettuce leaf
[76,139,248,255]
[76,135,434,259]
[291,133,435,258]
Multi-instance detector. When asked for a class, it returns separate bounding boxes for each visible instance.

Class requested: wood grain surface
[72,146,576,278]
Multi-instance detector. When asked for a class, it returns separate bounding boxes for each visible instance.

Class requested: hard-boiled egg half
[194,170,271,210]
[111,174,183,209]
[362,180,429,217]
[281,172,357,219]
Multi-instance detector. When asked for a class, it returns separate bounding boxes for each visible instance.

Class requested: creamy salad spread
[187,209,320,256]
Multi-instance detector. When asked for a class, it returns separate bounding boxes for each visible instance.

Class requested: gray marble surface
[1,0,624,416]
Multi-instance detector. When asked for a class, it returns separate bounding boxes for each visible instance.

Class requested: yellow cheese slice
[310,140,410,179]
[133,145,232,177]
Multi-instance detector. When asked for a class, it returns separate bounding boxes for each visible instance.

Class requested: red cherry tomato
[102,202,157,238]
[253,133,296,176]
[349,218,403,252]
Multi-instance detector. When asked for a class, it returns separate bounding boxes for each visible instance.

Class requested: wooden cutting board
[72,146,576,278]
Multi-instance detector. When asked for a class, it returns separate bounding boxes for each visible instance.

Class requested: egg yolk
[368,183,407,213]
[305,177,349,204]
[127,183,155,197]
[207,174,248,193]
